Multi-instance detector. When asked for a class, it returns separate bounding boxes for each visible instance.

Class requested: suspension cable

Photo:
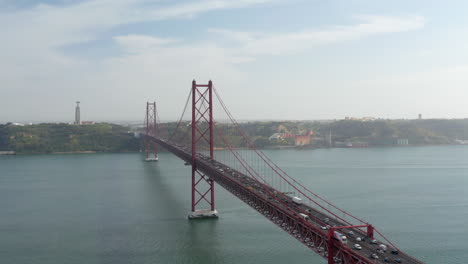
[168,89,192,141]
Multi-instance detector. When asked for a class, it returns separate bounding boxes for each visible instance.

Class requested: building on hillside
[344,116,376,121]
[81,121,95,125]
[10,123,25,126]
[294,134,312,146]
[346,141,369,148]
[268,133,282,141]
[397,138,409,145]
[269,131,314,146]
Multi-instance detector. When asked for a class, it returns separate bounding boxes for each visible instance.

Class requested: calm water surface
[1,146,467,263]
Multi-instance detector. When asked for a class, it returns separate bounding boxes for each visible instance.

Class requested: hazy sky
[2,0,468,123]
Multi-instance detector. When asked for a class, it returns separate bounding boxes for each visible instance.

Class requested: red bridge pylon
[144,101,159,162]
[188,80,218,219]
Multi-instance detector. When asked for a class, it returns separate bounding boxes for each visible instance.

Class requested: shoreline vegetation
[0,123,140,155]
[1,119,468,155]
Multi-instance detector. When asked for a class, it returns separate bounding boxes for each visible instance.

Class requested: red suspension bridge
[141,80,424,264]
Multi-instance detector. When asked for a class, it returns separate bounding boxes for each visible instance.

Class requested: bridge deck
[148,135,424,264]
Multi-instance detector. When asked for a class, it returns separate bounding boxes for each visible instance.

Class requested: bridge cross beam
[188,80,218,219]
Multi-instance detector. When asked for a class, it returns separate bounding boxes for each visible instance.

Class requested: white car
[354,244,362,250]
[379,244,388,252]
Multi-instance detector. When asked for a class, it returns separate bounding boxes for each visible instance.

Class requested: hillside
[159,119,468,148]
[0,123,139,154]
[2,119,467,154]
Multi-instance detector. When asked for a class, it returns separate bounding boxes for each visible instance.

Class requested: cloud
[146,0,277,20]
[0,0,275,122]
[0,0,428,122]
[209,15,425,55]
[114,35,178,54]
[113,15,425,67]
[1,0,277,53]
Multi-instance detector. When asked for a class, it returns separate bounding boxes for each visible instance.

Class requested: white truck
[292,196,302,205]
[333,231,347,243]
[299,213,309,220]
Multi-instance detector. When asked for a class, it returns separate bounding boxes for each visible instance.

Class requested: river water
[0,146,467,263]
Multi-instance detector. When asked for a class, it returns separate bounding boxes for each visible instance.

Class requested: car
[340,235,347,243]
[394,258,402,263]
[384,257,390,263]
[370,253,379,259]
[379,244,388,252]
[356,237,362,242]
[321,226,328,230]
[348,231,354,236]
[391,249,399,255]
[371,239,378,244]
[353,244,362,250]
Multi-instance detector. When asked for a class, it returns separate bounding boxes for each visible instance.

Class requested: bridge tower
[188,80,218,219]
[144,101,158,161]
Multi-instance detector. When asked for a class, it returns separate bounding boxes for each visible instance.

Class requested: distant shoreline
[5,150,140,155]
[4,143,467,156]
[52,151,97,154]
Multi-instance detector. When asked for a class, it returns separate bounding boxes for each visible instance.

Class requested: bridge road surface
[150,137,424,264]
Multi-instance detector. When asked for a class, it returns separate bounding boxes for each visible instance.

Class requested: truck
[333,231,347,243]
[299,213,309,220]
[292,196,302,205]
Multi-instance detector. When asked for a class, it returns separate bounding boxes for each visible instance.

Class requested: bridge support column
[144,101,158,162]
[188,80,218,219]
[367,224,374,239]
[327,229,335,264]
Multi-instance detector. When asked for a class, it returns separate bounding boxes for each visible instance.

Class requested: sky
[1,0,468,123]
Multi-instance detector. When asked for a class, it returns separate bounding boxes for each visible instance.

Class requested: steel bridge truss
[197,159,372,264]
[142,79,424,264]
[149,135,376,264]
[144,102,158,161]
[189,80,216,218]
